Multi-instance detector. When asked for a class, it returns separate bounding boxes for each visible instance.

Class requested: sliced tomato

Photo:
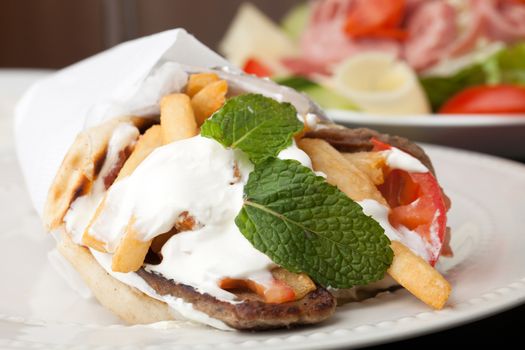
[372,138,447,266]
[344,0,407,40]
[219,277,295,304]
[242,58,273,78]
[439,85,525,114]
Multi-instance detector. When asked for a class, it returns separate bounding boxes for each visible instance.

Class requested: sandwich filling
[64,123,434,304]
[52,71,450,328]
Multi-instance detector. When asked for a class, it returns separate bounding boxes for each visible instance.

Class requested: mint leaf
[235,158,393,288]
[200,94,303,163]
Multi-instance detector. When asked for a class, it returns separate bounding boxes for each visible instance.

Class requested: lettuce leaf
[420,43,525,111]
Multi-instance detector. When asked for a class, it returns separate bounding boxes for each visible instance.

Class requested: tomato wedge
[242,57,273,78]
[372,139,447,266]
[344,0,407,40]
[219,277,296,304]
[439,85,525,114]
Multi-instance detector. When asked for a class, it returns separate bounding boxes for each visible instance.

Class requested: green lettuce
[420,43,525,111]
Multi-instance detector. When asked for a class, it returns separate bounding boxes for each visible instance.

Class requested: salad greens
[420,43,525,111]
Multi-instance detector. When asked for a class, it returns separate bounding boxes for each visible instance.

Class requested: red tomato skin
[344,0,407,40]
[439,85,525,114]
[382,171,447,266]
[372,138,447,265]
[242,58,273,78]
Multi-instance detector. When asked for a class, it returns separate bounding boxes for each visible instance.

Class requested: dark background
[1,0,523,347]
[0,0,304,68]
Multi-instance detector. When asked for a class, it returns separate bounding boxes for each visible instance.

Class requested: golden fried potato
[111,217,152,273]
[272,267,316,300]
[388,241,451,309]
[186,72,220,97]
[343,152,386,186]
[191,80,228,125]
[298,138,387,205]
[116,125,163,181]
[160,94,199,144]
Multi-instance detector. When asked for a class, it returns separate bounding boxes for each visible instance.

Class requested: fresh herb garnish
[200,93,303,164]
[201,93,392,288]
[235,158,392,288]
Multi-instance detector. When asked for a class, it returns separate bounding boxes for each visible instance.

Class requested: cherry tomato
[439,85,525,114]
[372,139,447,266]
[344,0,407,40]
[242,58,273,78]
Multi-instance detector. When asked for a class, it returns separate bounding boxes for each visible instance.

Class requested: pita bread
[43,117,151,231]
[45,117,174,324]
[57,229,175,324]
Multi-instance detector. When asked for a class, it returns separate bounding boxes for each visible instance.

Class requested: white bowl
[328,110,525,159]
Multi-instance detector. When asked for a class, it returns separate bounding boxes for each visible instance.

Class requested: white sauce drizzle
[278,139,312,168]
[358,199,430,261]
[380,147,428,173]
[84,135,314,302]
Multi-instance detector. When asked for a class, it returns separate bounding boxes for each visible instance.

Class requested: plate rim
[328,109,525,127]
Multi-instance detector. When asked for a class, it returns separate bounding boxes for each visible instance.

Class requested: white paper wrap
[15,29,235,217]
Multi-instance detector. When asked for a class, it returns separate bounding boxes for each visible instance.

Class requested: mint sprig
[200,94,303,163]
[235,158,393,288]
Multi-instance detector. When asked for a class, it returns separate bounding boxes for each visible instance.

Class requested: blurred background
[3,0,525,158]
[0,0,302,68]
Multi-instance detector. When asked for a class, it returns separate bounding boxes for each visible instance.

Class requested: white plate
[1,142,525,349]
[328,110,525,158]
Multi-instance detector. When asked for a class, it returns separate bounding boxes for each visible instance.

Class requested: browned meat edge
[306,126,435,175]
[136,269,336,330]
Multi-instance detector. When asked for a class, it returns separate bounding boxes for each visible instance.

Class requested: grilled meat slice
[137,269,336,330]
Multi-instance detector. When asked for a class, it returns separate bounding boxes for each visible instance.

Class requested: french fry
[82,196,109,253]
[106,99,199,270]
[160,94,199,144]
[388,241,451,309]
[83,125,163,251]
[109,99,199,271]
[111,217,152,273]
[298,138,387,205]
[185,72,220,97]
[299,138,451,308]
[82,199,118,254]
[343,152,386,185]
[116,124,163,181]
[191,80,228,125]
[272,267,317,300]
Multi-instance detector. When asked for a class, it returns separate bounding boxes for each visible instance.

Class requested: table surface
[1,69,523,348]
